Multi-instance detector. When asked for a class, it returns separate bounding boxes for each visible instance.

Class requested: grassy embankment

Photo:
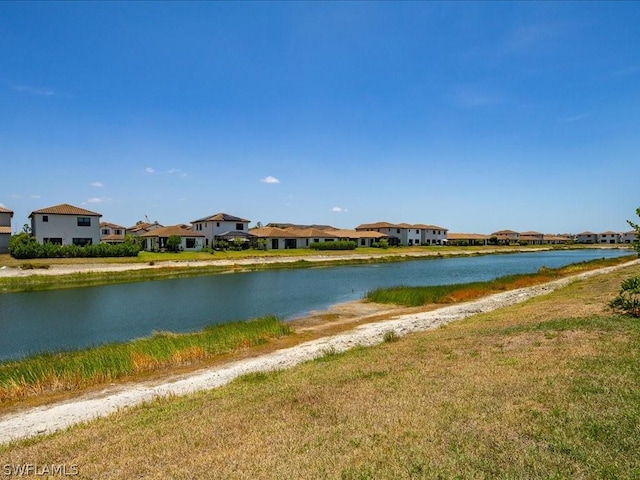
[0,244,598,293]
[0,316,291,405]
[1,257,639,477]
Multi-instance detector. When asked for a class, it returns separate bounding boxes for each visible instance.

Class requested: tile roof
[0,226,11,234]
[100,234,125,242]
[291,228,339,238]
[30,203,102,217]
[249,227,297,238]
[0,206,13,215]
[331,229,388,239]
[192,213,250,223]
[140,225,205,237]
[100,222,126,229]
[447,233,490,240]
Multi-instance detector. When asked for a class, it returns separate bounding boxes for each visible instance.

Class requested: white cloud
[145,167,156,174]
[85,196,111,204]
[453,87,500,108]
[260,175,280,184]
[10,84,55,97]
[332,206,348,213]
[167,168,182,174]
[91,181,104,187]
[560,113,590,123]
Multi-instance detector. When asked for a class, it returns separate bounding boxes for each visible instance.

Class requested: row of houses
[0,203,637,254]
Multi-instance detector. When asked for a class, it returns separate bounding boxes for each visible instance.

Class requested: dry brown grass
[2,263,639,479]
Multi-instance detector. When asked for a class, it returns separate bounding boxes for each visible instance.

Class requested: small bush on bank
[309,240,357,251]
[609,276,640,318]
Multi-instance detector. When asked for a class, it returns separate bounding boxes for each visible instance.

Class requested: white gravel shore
[1,259,636,445]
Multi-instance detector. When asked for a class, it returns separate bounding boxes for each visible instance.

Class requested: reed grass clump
[0,315,291,403]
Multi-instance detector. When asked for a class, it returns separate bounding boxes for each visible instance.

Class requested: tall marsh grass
[366,255,635,307]
[0,315,291,403]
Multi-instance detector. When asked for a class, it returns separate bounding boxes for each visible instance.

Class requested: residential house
[249,226,300,250]
[447,233,489,246]
[126,221,163,237]
[415,224,448,245]
[191,213,251,248]
[356,222,448,246]
[29,203,102,246]
[598,231,619,244]
[519,231,545,245]
[491,230,520,244]
[621,231,638,244]
[100,222,126,244]
[0,206,13,253]
[576,231,598,244]
[544,234,572,245]
[331,229,388,247]
[355,222,405,246]
[140,225,205,251]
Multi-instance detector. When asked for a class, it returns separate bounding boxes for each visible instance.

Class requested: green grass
[366,255,635,307]
[0,315,291,403]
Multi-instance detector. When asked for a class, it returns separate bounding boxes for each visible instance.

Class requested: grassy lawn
[2,263,639,478]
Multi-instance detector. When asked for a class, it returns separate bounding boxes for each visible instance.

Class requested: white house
[355,222,404,246]
[0,206,13,253]
[621,230,638,244]
[191,213,251,248]
[598,231,620,244]
[356,221,447,246]
[140,225,205,251]
[29,204,102,246]
[416,224,448,245]
[576,231,598,244]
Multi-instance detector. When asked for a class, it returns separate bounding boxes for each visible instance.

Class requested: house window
[236,223,244,231]
[186,238,196,249]
[44,237,62,245]
[361,239,366,246]
[77,217,91,227]
[72,238,93,246]
[43,216,48,222]
[102,229,109,235]
[217,222,220,227]
[396,229,400,234]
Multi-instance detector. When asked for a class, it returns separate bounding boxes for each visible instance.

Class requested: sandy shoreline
[1,259,636,445]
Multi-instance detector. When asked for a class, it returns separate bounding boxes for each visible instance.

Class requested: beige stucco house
[29,204,102,246]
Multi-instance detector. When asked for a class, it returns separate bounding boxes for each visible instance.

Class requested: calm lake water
[0,249,632,361]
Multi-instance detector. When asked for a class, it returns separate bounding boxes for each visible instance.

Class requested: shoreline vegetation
[0,244,633,293]
[2,258,639,477]
[0,254,634,408]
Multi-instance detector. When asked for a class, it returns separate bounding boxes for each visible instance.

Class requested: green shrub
[372,239,389,249]
[9,233,141,259]
[309,240,357,251]
[609,276,640,318]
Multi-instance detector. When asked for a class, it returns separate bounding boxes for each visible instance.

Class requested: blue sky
[1,1,638,234]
